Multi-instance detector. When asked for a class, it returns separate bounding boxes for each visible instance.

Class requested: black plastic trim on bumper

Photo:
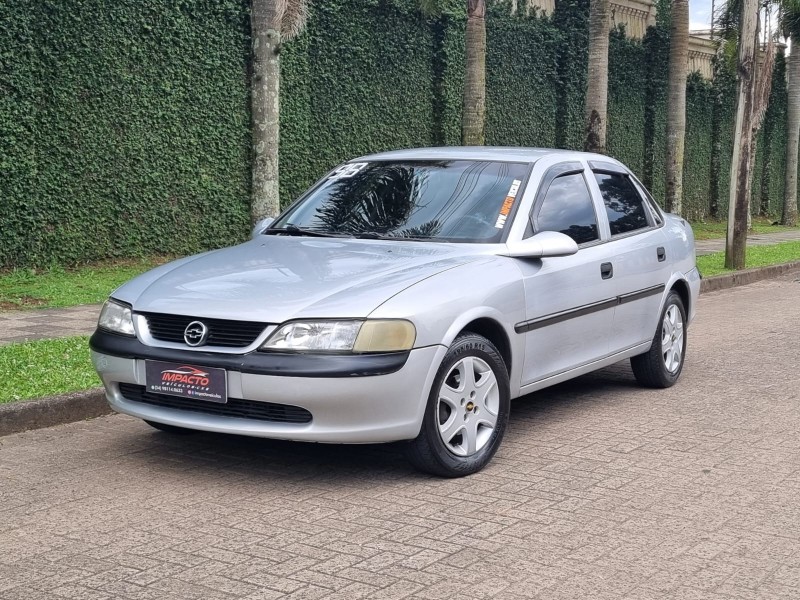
[118,383,313,423]
[89,330,410,377]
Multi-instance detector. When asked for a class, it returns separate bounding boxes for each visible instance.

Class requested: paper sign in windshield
[495,179,522,229]
[329,162,367,180]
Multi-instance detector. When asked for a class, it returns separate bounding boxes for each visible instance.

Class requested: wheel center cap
[466,401,475,412]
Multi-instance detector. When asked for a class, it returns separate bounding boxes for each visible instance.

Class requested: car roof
[353,146,623,166]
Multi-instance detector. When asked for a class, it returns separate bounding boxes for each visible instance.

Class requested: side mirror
[251,217,275,239]
[501,231,579,259]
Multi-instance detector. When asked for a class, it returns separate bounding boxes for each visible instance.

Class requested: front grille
[141,312,266,347]
[119,383,312,424]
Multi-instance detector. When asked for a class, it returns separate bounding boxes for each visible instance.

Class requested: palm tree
[250,0,309,223]
[725,0,760,269]
[420,0,492,144]
[665,0,689,215]
[584,0,610,153]
[781,0,800,226]
[462,0,487,144]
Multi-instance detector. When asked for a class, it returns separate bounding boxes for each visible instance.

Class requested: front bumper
[91,343,447,443]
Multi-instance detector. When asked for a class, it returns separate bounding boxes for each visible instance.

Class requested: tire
[406,333,510,477]
[144,420,196,435]
[630,291,687,388]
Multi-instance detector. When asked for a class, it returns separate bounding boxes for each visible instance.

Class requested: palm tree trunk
[725,0,759,270]
[783,35,800,226]
[251,0,282,223]
[584,0,610,154]
[462,0,486,145]
[665,0,689,215]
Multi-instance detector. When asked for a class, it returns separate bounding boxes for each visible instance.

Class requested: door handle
[600,262,613,279]
[657,246,666,262]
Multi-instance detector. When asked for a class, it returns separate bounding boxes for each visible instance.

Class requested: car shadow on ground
[116,362,641,481]
[510,360,640,420]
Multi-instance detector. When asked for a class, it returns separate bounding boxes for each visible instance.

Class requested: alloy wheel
[661,303,684,373]
[436,356,499,457]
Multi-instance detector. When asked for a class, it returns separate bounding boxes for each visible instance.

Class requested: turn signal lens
[353,320,416,353]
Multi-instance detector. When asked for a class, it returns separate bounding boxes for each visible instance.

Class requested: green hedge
[0,0,792,267]
[485,5,561,147]
[1,0,251,267]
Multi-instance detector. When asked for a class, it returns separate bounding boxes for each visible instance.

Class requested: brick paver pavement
[1,273,800,599]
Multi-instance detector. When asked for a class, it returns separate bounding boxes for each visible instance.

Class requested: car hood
[114,236,491,323]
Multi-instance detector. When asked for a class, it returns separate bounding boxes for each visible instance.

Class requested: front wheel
[630,291,687,388]
[406,333,510,477]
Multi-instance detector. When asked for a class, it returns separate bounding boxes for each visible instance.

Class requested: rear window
[594,172,650,236]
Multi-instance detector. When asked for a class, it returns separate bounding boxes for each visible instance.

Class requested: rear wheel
[144,420,196,435]
[630,291,687,388]
[406,333,510,477]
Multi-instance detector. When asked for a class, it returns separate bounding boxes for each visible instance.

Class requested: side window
[594,172,651,236]
[534,173,599,245]
[631,178,664,226]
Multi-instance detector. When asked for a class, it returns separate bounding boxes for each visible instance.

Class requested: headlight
[260,320,415,353]
[98,299,135,336]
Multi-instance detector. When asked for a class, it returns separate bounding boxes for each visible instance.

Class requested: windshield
[271,160,531,243]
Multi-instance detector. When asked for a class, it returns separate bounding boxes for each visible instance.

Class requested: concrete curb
[0,388,111,437]
[700,260,800,293]
[2,260,800,438]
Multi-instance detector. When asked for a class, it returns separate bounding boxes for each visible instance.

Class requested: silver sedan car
[91,147,700,477]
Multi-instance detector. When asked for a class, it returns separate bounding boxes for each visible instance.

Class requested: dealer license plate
[145,360,228,404]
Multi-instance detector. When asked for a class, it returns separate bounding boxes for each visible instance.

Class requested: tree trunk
[725,0,759,270]
[783,36,800,227]
[665,0,688,215]
[584,0,610,154]
[462,0,486,145]
[251,0,282,223]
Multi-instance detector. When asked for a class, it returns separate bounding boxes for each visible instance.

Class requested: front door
[517,165,616,385]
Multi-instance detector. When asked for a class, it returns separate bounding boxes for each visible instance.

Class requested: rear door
[587,162,671,353]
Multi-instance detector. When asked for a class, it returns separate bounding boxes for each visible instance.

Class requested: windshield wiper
[352,232,390,240]
[354,232,436,242]
[265,224,349,238]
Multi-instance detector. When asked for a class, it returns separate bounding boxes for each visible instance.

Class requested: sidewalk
[694,228,800,255]
[1,228,800,347]
[0,304,100,347]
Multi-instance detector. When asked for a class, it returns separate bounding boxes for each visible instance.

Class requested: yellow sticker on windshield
[494,179,522,229]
